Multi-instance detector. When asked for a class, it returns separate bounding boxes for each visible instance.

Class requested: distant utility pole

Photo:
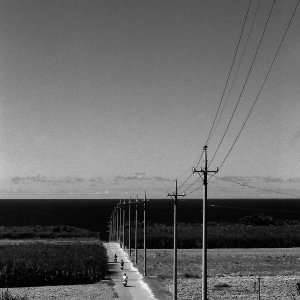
[122,199,125,248]
[128,197,132,257]
[113,208,116,241]
[193,145,218,300]
[143,192,149,276]
[114,208,117,241]
[116,205,119,243]
[135,195,139,265]
[119,200,123,246]
[167,180,185,300]
[108,218,111,242]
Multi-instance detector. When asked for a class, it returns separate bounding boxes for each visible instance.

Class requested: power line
[210,0,263,149]
[212,174,300,198]
[206,0,253,146]
[178,0,260,196]
[218,0,300,171]
[166,0,256,198]
[180,174,202,195]
[208,203,300,214]
[177,0,254,193]
[209,0,278,168]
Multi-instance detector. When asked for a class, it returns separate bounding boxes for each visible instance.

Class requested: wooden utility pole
[108,218,111,242]
[135,195,139,265]
[129,197,132,257]
[167,180,185,300]
[116,205,119,243]
[143,192,149,276]
[193,145,218,300]
[119,200,123,246]
[122,199,125,248]
[258,277,261,300]
[113,207,117,242]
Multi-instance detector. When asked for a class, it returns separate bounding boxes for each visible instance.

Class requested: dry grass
[135,248,300,299]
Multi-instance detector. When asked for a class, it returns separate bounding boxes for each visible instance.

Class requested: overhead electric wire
[209,0,278,168]
[206,0,253,146]
[211,174,300,198]
[185,182,203,196]
[180,174,202,195]
[208,203,300,214]
[210,0,263,148]
[177,0,254,195]
[184,173,217,196]
[218,0,300,171]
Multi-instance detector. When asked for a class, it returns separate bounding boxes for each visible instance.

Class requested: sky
[0,0,300,199]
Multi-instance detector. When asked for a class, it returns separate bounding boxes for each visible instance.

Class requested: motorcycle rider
[120,259,124,270]
[122,273,128,285]
[114,253,117,262]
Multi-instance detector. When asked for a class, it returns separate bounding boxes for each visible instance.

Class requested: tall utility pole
[122,199,125,248]
[128,197,132,257]
[119,200,122,247]
[143,192,149,276]
[167,180,185,300]
[135,195,139,265]
[114,208,117,241]
[113,208,116,241]
[193,145,218,300]
[116,205,119,243]
[108,218,111,242]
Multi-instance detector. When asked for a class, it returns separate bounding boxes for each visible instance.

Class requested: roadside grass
[0,241,108,287]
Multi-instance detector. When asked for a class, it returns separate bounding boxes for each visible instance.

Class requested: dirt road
[105,242,157,300]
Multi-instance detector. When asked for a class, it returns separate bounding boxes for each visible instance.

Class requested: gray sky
[1,0,300,199]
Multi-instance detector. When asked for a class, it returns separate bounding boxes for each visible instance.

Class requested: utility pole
[143,192,149,276]
[135,195,139,265]
[108,216,111,242]
[193,145,218,300]
[167,180,185,300]
[114,208,117,241]
[115,204,119,243]
[113,208,116,241]
[128,197,132,258]
[258,277,261,300]
[119,200,122,247]
[122,199,125,248]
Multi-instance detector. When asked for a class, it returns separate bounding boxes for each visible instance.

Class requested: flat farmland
[136,248,300,300]
[0,239,116,300]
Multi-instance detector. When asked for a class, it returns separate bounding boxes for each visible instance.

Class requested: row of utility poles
[108,193,148,275]
[108,145,217,300]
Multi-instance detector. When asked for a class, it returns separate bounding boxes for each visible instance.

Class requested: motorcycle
[114,257,117,263]
[120,261,124,270]
[122,278,127,287]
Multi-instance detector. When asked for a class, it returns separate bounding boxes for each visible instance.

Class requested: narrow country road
[104,242,157,300]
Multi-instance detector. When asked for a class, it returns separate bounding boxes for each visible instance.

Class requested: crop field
[136,248,300,300]
[0,239,108,287]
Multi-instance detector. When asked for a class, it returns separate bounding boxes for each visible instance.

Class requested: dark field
[0,198,300,242]
[0,225,96,239]
[0,240,107,287]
